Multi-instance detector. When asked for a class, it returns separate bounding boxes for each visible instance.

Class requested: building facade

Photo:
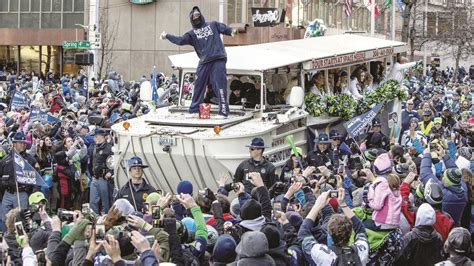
[0,0,86,79]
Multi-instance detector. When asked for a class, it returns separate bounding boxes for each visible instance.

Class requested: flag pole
[370,1,375,36]
[391,0,396,40]
[15,181,21,209]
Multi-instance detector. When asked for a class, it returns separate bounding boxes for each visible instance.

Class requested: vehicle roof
[168,34,407,73]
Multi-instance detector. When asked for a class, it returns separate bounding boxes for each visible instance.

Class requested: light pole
[423,0,428,76]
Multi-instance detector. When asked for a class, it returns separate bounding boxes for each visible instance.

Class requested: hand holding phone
[95,224,106,243]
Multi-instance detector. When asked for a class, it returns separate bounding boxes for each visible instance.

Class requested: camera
[271,182,288,196]
[231,183,240,191]
[58,208,75,223]
[82,203,90,214]
[145,235,155,246]
[329,190,339,198]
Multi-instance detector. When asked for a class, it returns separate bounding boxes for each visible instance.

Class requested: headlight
[106,156,115,170]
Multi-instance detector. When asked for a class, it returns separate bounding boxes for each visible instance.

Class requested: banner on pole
[14,150,47,187]
[344,103,383,138]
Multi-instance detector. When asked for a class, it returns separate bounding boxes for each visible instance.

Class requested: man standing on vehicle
[88,128,113,214]
[306,133,334,170]
[234,138,277,193]
[115,156,157,212]
[160,6,237,119]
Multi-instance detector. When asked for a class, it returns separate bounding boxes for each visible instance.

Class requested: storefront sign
[130,0,155,4]
[311,47,394,69]
[251,8,285,27]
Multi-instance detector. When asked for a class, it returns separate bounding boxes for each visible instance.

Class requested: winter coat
[232,231,276,266]
[267,241,291,266]
[368,176,402,226]
[165,6,234,65]
[234,158,277,194]
[420,153,467,226]
[400,181,454,241]
[401,109,421,132]
[396,225,443,266]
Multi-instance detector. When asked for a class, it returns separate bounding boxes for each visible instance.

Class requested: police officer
[306,133,334,170]
[365,118,389,151]
[115,156,156,212]
[88,128,114,214]
[0,132,39,224]
[234,137,277,193]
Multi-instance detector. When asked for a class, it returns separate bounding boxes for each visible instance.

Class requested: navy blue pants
[190,59,229,116]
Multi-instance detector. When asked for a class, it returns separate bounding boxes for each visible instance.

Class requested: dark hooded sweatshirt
[165,6,233,64]
[396,225,443,266]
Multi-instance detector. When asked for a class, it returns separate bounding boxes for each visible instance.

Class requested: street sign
[63,40,91,49]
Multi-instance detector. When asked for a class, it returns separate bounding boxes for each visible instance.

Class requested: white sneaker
[215,115,228,120]
[185,113,199,119]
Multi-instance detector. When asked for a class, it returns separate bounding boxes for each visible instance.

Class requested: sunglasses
[249,148,262,151]
[407,103,414,105]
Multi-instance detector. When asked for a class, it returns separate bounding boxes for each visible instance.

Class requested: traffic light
[75,53,94,65]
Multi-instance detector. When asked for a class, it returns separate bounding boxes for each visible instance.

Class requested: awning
[168,34,408,73]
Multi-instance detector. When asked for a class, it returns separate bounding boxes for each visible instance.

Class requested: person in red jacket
[49,90,65,114]
[401,173,454,241]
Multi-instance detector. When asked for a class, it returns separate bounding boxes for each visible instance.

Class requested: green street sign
[63,40,91,49]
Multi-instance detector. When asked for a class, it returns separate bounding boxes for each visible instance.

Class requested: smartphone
[142,203,149,214]
[145,235,155,246]
[329,190,339,198]
[273,202,282,212]
[95,224,106,243]
[82,203,90,214]
[15,222,24,236]
[152,206,161,220]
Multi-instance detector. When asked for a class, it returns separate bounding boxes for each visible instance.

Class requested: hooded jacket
[396,204,443,266]
[368,176,402,226]
[420,153,467,226]
[233,231,276,266]
[165,6,234,65]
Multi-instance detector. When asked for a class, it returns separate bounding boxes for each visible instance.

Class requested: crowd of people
[0,59,472,266]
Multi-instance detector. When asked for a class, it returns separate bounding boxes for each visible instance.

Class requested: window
[63,0,73,12]
[11,0,19,12]
[20,46,40,73]
[20,0,29,12]
[0,46,19,73]
[20,13,39,27]
[0,1,9,11]
[41,13,61,28]
[41,46,60,75]
[0,14,18,28]
[42,0,52,12]
[63,12,84,28]
[32,0,41,12]
[74,0,85,12]
[52,0,61,11]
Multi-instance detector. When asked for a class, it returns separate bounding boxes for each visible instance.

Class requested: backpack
[330,246,362,266]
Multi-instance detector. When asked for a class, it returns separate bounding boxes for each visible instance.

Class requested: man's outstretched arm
[160,31,192,46]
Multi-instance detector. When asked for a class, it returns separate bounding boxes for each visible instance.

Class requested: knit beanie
[458,147,472,160]
[443,168,462,185]
[373,153,393,175]
[285,211,303,228]
[181,217,196,233]
[240,199,262,220]
[177,180,193,195]
[230,198,241,217]
[364,148,380,162]
[145,192,161,204]
[212,234,237,263]
[261,224,281,249]
[393,163,410,178]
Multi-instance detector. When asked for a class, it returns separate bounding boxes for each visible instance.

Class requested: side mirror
[289,86,304,108]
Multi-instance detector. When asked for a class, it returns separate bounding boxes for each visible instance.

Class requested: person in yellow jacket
[419,110,434,137]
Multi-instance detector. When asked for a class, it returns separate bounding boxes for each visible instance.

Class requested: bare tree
[97,8,119,80]
[434,4,473,80]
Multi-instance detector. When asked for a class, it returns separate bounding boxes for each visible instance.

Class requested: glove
[62,219,90,245]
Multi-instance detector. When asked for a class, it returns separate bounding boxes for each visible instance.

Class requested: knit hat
[113,198,135,217]
[433,117,442,124]
[212,234,237,263]
[446,227,472,255]
[240,199,262,220]
[285,211,303,228]
[235,231,269,258]
[230,198,241,217]
[424,179,443,206]
[364,148,380,162]
[373,153,393,175]
[458,147,472,160]
[182,217,196,233]
[415,203,436,227]
[393,163,410,178]
[206,225,219,247]
[145,192,161,204]
[261,224,281,250]
[443,168,463,185]
[177,180,193,195]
